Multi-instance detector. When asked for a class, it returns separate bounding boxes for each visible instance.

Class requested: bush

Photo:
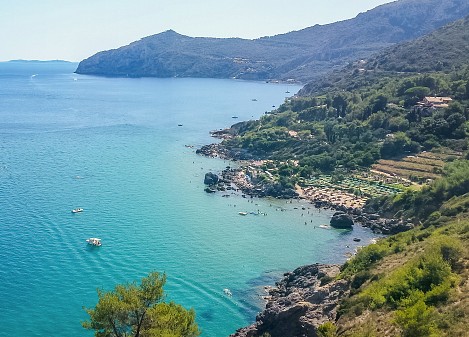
[317,322,338,337]
[428,236,463,268]
[351,270,372,289]
[341,244,389,276]
[394,300,439,337]
[358,249,456,310]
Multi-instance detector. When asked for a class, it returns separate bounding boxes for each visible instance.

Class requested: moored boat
[71,208,84,213]
[86,238,102,246]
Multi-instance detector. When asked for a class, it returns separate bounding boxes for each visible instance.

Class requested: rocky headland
[230,264,347,337]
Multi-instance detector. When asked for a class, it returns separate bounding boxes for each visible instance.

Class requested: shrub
[351,270,372,289]
[394,300,439,337]
[317,322,338,337]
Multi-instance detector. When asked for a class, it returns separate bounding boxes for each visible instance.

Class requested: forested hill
[301,14,469,96]
[364,14,469,73]
[207,10,469,180]
[75,0,469,82]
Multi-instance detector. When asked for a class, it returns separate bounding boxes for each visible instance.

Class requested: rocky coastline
[200,164,414,235]
[230,264,348,337]
[197,138,417,336]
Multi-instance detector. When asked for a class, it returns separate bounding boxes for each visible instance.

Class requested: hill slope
[301,14,469,95]
[222,12,469,337]
[75,0,469,82]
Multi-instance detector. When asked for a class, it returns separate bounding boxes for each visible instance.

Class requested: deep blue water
[0,61,376,337]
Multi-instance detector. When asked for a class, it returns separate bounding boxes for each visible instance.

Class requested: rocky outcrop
[201,165,299,200]
[196,143,255,161]
[353,212,415,234]
[330,212,354,229]
[259,183,298,199]
[204,172,219,185]
[231,264,348,337]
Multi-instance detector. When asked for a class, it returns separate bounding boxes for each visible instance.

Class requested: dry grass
[372,163,441,180]
[401,156,445,167]
[371,148,464,183]
[371,151,454,182]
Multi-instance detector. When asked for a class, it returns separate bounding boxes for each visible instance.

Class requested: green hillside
[301,15,469,95]
[213,14,469,188]
[222,14,469,336]
[332,161,469,336]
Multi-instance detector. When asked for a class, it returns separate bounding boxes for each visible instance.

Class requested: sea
[0,61,377,337]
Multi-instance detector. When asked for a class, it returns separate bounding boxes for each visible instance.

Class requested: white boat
[223,288,232,297]
[238,212,248,216]
[86,238,102,246]
[71,208,84,213]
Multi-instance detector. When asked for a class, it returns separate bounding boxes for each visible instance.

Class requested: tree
[372,94,388,113]
[82,272,200,337]
[404,86,431,100]
[332,95,348,117]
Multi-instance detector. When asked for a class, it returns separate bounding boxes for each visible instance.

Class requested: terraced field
[372,149,462,183]
[303,175,402,199]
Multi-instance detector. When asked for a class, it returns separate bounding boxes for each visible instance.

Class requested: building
[422,96,453,108]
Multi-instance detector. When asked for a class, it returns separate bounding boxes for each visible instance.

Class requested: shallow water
[0,62,377,337]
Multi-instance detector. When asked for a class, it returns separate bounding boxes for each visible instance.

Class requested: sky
[0,0,396,62]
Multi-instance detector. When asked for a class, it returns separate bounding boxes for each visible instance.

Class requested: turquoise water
[0,62,376,337]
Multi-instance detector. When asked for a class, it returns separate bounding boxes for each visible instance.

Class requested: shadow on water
[235,269,287,322]
[200,310,215,322]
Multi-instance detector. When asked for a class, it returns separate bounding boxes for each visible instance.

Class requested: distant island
[7,59,73,63]
[75,0,469,84]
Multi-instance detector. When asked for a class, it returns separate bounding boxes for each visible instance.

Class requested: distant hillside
[300,14,469,95]
[195,8,469,179]
[367,14,469,73]
[76,0,469,82]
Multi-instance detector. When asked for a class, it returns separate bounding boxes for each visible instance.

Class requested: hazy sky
[0,0,395,62]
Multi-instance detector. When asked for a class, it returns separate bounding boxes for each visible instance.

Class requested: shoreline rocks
[330,211,354,229]
[204,172,219,185]
[197,144,416,336]
[197,143,416,235]
[203,167,299,200]
[230,264,348,337]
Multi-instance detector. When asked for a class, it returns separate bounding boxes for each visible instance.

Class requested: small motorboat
[231,116,239,119]
[86,238,102,247]
[238,212,248,216]
[71,208,84,213]
[223,288,232,297]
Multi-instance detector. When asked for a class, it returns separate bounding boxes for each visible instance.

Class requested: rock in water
[330,212,354,229]
[204,172,219,185]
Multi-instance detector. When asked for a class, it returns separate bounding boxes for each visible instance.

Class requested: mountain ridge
[75,0,469,83]
[299,14,469,96]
